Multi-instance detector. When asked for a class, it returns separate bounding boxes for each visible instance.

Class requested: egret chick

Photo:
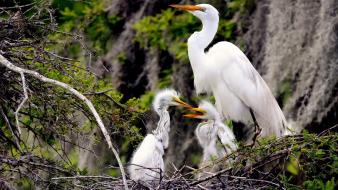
[129,89,192,182]
[184,101,237,177]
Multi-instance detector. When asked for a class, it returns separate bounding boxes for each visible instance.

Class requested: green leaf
[286,156,299,175]
[325,177,335,190]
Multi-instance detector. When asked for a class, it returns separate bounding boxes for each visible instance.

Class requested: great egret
[128,89,192,182]
[184,101,237,177]
[170,4,289,142]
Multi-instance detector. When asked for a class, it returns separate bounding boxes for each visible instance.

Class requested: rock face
[244,0,338,133]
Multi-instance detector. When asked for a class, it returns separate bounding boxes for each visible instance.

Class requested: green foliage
[134,8,238,63]
[191,153,202,166]
[134,9,197,62]
[228,0,255,15]
[158,69,173,88]
[304,178,336,190]
[1,1,148,184]
[16,177,35,190]
[2,1,337,189]
[280,78,293,106]
[117,52,127,65]
[138,91,155,110]
[52,0,122,54]
[286,155,300,175]
[222,131,337,189]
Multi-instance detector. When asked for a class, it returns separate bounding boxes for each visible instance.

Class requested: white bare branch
[0,54,129,190]
[14,72,28,135]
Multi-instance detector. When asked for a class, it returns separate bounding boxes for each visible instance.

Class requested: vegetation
[133,7,237,63]
[0,0,336,189]
[0,0,143,188]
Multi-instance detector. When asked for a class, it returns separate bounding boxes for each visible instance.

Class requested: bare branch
[14,72,28,135]
[0,54,129,190]
[0,107,21,150]
[51,175,116,180]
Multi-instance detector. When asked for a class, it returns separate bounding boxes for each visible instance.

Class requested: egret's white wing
[208,42,287,137]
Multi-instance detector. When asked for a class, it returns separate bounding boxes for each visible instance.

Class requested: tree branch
[14,72,28,134]
[0,54,128,190]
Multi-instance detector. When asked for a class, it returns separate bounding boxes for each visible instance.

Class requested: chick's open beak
[173,97,193,108]
[169,4,204,11]
[183,107,206,118]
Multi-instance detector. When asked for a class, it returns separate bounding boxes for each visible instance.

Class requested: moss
[16,177,35,190]
[117,52,127,65]
[191,153,202,166]
[280,78,293,107]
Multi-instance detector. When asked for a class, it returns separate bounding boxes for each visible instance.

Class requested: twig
[197,184,209,190]
[241,148,290,174]
[14,72,28,134]
[51,175,115,180]
[0,54,129,190]
[0,2,37,10]
[0,107,21,150]
[189,168,229,186]
[44,50,75,61]
[318,123,338,136]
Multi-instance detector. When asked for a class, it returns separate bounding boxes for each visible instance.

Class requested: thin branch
[14,72,28,134]
[0,2,37,10]
[83,89,114,95]
[51,175,116,180]
[318,123,338,136]
[0,54,128,190]
[0,107,21,150]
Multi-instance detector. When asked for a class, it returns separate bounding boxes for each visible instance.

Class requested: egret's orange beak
[169,4,204,11]
[183,107,206,118]
[173,97,194,109]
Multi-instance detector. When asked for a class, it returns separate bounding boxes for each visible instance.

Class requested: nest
[2,127,332,190]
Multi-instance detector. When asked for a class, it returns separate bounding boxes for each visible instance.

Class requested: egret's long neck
[188,17,219,68]
[152,109,170,148]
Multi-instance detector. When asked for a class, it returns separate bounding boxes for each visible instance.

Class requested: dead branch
[14,72,28,134]
[0,54,128,190]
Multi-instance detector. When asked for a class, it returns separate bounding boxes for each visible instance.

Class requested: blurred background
[0,0,337,189]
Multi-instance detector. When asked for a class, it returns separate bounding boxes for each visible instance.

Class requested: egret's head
[184,100,220,120]
[153,89,192,113]
[170,4,219,22]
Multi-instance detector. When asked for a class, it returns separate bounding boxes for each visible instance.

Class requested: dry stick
[318,123,338,136]
[15,72,28,134]
[0,107,20,146]
[51,175,116,180]
[0,54,129,190]
[190,169,284,189]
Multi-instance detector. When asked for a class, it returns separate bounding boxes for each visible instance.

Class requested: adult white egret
[128,89,192,182]
[170,4,289,142]
[184,101,237,177]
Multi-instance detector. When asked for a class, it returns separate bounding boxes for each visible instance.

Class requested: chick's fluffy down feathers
[128,135,164,181]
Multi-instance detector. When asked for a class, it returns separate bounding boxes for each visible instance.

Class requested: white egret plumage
[170,4,289,142]
[184,101,237,176]
[128,89,192,182]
